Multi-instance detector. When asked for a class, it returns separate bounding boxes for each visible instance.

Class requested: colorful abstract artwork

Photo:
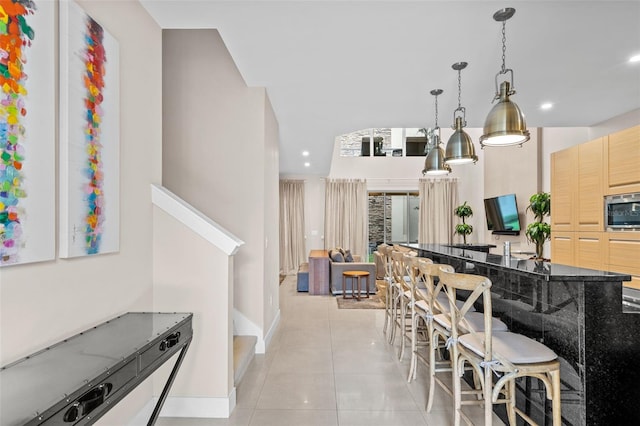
[0,0,55,267]
[60,0,119,258]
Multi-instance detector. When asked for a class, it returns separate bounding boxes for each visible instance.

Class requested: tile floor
[157,276,504,425]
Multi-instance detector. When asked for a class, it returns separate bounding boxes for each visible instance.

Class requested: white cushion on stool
[460,331,557,364]
[436,293,476,312]
[433,312,508,333]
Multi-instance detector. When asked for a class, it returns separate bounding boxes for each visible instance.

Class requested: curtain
[418,178,459,244]
[279,180,306,275]
[324,179,368,258]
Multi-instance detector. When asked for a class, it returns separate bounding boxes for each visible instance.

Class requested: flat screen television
[484,193,521,235]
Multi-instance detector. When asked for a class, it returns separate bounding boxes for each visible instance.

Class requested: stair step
[233,335,257,385]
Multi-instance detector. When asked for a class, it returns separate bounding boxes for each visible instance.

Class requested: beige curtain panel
[279,180,306,275]
[324,179,368,258]
[418,178,459,244]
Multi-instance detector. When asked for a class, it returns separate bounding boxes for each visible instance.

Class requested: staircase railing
[150,184,244,419]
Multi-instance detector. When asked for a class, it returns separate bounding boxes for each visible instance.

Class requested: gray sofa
[328,248,376,296]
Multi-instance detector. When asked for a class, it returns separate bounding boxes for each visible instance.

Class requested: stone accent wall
[368,194,392,247]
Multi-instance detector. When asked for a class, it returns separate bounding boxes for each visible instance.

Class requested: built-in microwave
[605,193,640,230]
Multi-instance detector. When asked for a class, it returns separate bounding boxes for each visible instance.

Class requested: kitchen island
[405,243,637,426]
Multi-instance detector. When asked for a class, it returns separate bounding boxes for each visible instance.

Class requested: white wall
[263,95,281,344]
[152,206,234,410]
[483,129,540,254]
[0,1,162,424]
[161,30,279,347]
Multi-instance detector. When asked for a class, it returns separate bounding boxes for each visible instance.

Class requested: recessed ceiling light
[302,150,310,157]
[540,102,553,110]
[304,162,310,167]
[629,54,640,63]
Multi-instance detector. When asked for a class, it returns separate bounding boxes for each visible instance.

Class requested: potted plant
[454,201,473,245]
[525,192,551,260]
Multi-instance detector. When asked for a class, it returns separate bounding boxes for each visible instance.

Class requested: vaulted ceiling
[140,1,640,175]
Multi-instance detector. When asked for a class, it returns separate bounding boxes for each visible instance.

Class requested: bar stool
[389,250,413,347]
[379,245,395,339]
[404,255,434,380]
[422,263,508,413]
[439,268,562,426]
[342,270,370,299]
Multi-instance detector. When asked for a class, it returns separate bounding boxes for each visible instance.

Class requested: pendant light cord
[451,63,467,126]
[457,69,462,109]
[434,94,439,128]
[492,18,515,100]
[501,21,507,74]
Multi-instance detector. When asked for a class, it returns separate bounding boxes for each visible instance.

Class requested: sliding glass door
[368,192,419,253]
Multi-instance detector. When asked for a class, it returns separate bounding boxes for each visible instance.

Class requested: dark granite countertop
[406,243,632,282]
[444,243,496,249]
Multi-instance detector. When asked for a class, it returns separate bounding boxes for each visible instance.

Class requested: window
[339,127,434,158]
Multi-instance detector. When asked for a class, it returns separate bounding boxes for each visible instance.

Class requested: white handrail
[151,184,244,255]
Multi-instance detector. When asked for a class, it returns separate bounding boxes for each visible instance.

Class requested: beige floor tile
[278,328,332,349]
[267,346,333,375]
[256,372,337,410]
[249,409,338,426]
[155,408,252,426]
[332,343,403,376]
[338,409,428,426]
[335,373,420,411]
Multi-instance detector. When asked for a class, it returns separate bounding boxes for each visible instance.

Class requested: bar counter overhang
[404,243,638,426]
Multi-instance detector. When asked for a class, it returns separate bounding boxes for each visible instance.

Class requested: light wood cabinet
[575,232,604,271]
[577,138,604,232]
[551,146,577,232]
[550,231,574,266]
[605,125,640,195]
[604,232,640,290]
[605,233,640,271]
[551,125,639,287]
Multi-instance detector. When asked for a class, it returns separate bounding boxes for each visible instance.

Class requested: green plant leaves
[455,223,473,236]
[454,201,473,218]
[527,192,551,222]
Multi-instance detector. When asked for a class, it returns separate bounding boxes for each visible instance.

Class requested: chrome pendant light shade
[445,62,478,165]
[480,7,530,148]
[423,134,452,176]
[480,80,529,146]
[422,89,451,176]
[446,116,478,164]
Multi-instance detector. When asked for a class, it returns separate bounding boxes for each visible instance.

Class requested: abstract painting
[60,0,119,258]
[0,0,56,267]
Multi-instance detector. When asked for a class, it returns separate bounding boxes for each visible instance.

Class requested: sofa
[328,248,376,296]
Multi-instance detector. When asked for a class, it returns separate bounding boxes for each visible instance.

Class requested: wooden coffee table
[342,270,370,300]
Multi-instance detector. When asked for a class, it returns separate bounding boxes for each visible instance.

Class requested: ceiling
[140,0,640,176]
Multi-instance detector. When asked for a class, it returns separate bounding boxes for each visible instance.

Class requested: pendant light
[422,89,451,176]
[479,7,530,147]
[445,62,478,165]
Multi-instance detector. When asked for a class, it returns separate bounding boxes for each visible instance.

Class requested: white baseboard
[128,390,237,424]
[263,309,280,351]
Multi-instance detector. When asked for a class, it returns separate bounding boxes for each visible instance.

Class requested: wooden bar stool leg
[365,275,370,298]
[550,369,562,426]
